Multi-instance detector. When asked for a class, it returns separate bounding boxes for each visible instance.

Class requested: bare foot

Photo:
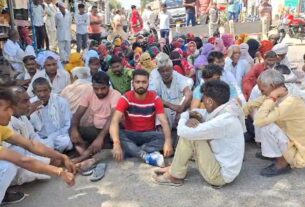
[153,166,170,175]
[76,158,97,172]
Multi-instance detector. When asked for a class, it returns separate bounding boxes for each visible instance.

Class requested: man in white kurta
[27,56,71,97]
[6,87,51,185]
[44,0,58,51]
[30,78,73,152]
[55,2,72,62]
[3,29,26,79]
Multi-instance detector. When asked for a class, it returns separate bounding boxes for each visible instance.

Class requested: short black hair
[23,55,36,64]
[108,55,122,65]
[264,51,277,59]
[131,5,136,9]
[207,51,224,64]
[92,5,97,10]
[0,87,14,104]
[92,71,110,85]
[275,64,291,75]
[32,77,51,91]
[78,3,85,9]
[161,3,167,7]
[201,80,230,106]
[132,69,149,80]
[202,64,223,79]
[89,57,100,65]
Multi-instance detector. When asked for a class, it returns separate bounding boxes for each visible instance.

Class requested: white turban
[57,1,65,8]
[272,43,288,55]
[36,50,63,70]
[71,67,90,80]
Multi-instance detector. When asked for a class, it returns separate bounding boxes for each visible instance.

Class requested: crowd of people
[1,0,305,205]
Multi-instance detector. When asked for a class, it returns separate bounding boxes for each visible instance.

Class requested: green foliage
[140,0,153,9]
[109,0,122,10]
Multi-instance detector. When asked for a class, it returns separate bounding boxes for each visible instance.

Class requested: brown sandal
[152,172,184,187]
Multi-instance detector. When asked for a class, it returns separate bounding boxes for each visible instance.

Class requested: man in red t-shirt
[242,51,277,100]
[110,70,173,167]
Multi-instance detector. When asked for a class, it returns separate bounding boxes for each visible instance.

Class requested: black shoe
[255,152,275,161]
[2,191,26,205]
[260,163,291,177]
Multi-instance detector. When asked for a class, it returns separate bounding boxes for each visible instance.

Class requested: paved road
[8,37,305,207]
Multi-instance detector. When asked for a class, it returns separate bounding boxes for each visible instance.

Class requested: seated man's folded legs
[0,161,18,203]
[49,133,73,152]
[120,130,164,158]
[260,123,289,158]
[193,140,225,187]
[169,137,194,179]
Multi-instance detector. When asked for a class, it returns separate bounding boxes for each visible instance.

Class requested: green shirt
[107,69,133,94]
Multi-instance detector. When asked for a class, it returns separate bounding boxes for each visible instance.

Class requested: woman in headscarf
[214,38,226,54]
[194,43,215,86]
[246,38,260,63]
[138,52,157,73]
[170,50,195,79]
[130,5,143,35]
[239,43,253,73]
[187,41,199,65]
[65,52,84,74]
[221,33,235,49]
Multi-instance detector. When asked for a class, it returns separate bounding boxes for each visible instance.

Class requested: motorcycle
[278,14,305,43]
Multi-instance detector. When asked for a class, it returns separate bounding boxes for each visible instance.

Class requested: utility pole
[105,0,110,25]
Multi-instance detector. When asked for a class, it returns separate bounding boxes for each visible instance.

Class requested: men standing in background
[75,3,89,53]
[184,0,197,26]
[197,0,211,25]
[44,0,58,51]
[158,3,171,42]
[88,6,103,43]
[32,0,48,50]
[55,2,72,63]
[259,0,272,39]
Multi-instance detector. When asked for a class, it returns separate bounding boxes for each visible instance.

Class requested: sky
[121,0,141,9]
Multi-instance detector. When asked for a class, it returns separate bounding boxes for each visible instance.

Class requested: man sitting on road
[110,70,173,167]
[243,51,278,100]
[244,70,305,177]
[152,80,245,187]
[27,56,71,97]
[30,78,73,152]
[107,55,133,94]
[149,52,193,129]
[70,72,121,171]
[0,88,75,205]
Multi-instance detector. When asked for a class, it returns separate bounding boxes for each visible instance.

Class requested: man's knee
[0,161,18,181]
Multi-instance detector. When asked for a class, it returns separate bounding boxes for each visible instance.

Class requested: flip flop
[90,163,107,182]
[151,173,183,187]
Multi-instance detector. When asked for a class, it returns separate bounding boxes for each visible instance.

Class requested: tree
[140,0,153,9]
[109,0,122,10]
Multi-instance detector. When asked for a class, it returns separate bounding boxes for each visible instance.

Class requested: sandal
[80,164,96,176]
[90,163,107,182]
[152,172,184,187]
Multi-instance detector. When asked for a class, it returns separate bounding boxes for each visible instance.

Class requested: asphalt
[6,31,305,207]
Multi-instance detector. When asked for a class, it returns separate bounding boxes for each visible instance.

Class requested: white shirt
[75,13,90,34]
[32,3,45,26]
[221,69,246,106]
[27,69,71,97]
[44,2,57,29]
[3,39,25,75]
[142,9,156,30]
[159,11,171,30]
[224,57,249,89]
[177,102,245,183]
[55,10,72,41]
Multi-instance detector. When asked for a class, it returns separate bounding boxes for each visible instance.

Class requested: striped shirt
[116,91,164,132]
